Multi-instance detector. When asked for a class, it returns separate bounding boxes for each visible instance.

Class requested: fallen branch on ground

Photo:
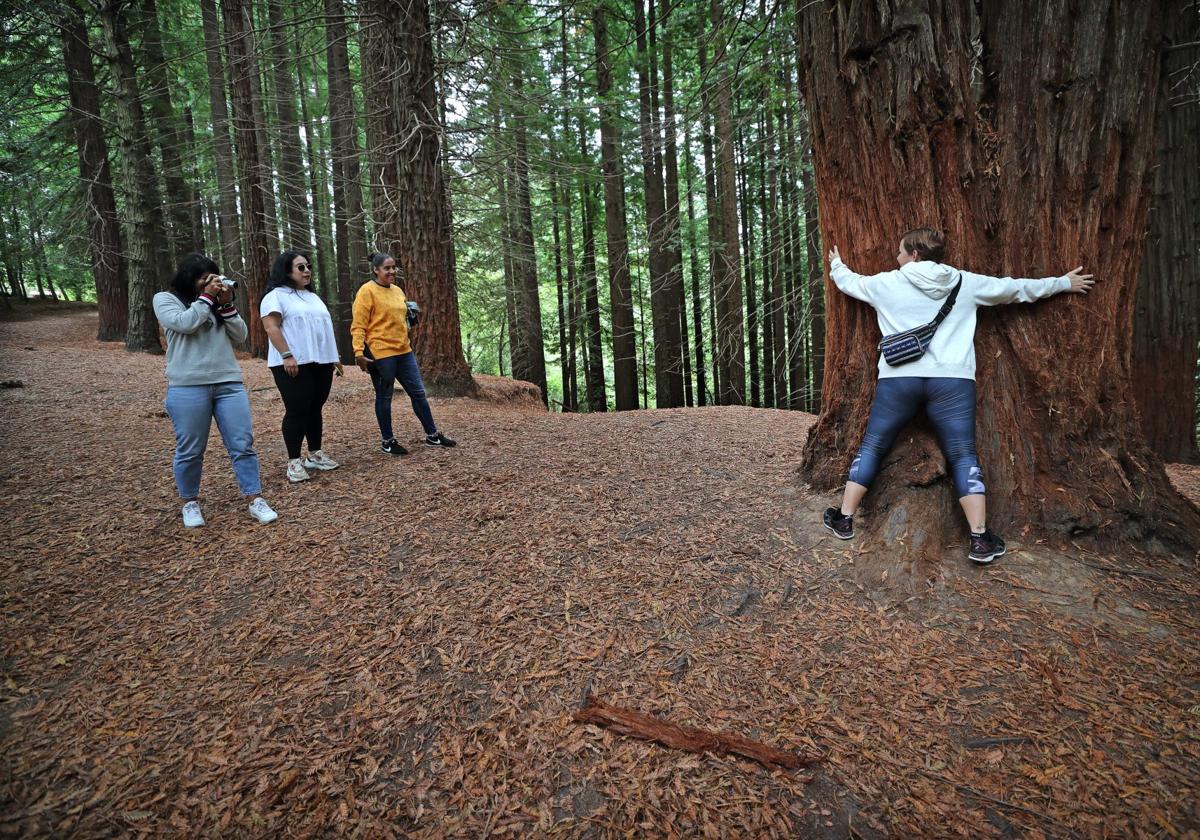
[573,695,818,770]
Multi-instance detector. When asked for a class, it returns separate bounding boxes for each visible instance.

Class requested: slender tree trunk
[222,0,271,356]
[796,0,1200,567]
[245,10,280,253]
[595,4,638,410]
[297,51,334,301]
[800,99,824,413]
[738,130,759,407]
[560,13,580,412]
[579,157,607,412]
[61,8,127,340]
[267,0,312,250]
[98,0,164,353]
[359,0,476,393]
[699,45,723,402]
[1132,8,1200,464]
[182,107,206,250]
[710,0,745,405]
[200,0,242,279]
[326,0,368,362]
[781,56,808,410]
[551,170,570,409]
[634,0,682,407]
[138,0,195,264]
[659,11,689,407]
[683,136,707,407]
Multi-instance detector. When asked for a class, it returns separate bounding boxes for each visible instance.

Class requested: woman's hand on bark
[1065,266,1095,294]
[828,245,841,264]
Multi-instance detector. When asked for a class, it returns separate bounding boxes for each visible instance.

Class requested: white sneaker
[181,501,205,528]
[287,458,311,483]
[302,450,340,471]
[248,497,278,523]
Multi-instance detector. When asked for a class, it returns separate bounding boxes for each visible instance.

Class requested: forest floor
[2,308,1198,838]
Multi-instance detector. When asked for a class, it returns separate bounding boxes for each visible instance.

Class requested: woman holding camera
[153,253,278,527]
[351,252,456,455]
[261,251,342,483]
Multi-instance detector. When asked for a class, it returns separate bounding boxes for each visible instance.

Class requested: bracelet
[281,350,294,359]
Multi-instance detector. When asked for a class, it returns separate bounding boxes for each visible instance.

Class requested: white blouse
[259,287,340,367]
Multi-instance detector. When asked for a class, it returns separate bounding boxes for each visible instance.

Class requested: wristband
[281,350,294,359]
[198,293,216,307]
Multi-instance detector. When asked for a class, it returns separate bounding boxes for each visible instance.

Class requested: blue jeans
[847,377,985,498]
[164,382,262,498]
[368,352,437,439]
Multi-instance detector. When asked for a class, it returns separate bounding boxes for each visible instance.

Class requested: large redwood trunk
[1132,3,1200,465]
[359,0,475,395]
[796,0,1199,567]
[61,9,127,341]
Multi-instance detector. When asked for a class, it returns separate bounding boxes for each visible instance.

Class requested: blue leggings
[848,377,985,498]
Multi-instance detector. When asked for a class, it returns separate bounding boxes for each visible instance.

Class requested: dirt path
[2,310,1197,837]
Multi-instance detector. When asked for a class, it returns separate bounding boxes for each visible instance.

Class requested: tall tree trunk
[781,56,807,410]
[710,0,745,405]
[800,99,824,413]
[98,0,164,353]
[61,8,127,340]
[1132,7,1200,464]
[267,0,312,250]
[200,0,242,278]
[634,0,682,407]
[659,8,689,407]
[138,0,195,265]
[551,170,570,409]
[182,107,206,250]
[579,155,607,412]
[559,13,580,412]
[595,4,638,411]
[796,0,1200,568]
[699,45,723,402]
[738,130,760,407]
[222,0,271,357]
[297,51,334,301]
[500,72,548,401]
[326,0,368,362]
[245,8,280,253]
[359,0,476,393]
[683,135,708,407]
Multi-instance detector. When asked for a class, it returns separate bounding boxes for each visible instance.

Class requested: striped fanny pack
[877,276,962,367]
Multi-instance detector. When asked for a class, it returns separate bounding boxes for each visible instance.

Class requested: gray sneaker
[181,500,205,528]
[248,497,278,524]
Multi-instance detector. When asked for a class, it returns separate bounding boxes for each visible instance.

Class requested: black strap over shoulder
[930,274,963,330]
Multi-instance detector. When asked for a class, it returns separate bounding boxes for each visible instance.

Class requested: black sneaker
[381,438,409,456]
[425,432,457,448]
[823,507,854,540]
[968,529,1006,565]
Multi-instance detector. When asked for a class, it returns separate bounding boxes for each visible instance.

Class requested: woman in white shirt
[261,251,343,483]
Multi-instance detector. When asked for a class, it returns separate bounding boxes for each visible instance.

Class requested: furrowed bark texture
[359,0,476,395]
[61,10,127,341]
[796,0,1199,564]
[1132,3,1200,465]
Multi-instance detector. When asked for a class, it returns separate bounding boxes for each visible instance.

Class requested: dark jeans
[368,351,436,439]
[848,377,985,498]
[271,363,335,458]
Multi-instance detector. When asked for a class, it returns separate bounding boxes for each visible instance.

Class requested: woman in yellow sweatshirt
[351,253,457,454]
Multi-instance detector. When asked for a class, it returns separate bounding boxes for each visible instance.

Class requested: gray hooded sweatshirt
[830,257,1070,380]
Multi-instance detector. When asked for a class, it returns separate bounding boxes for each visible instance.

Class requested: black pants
[271,363,335,459]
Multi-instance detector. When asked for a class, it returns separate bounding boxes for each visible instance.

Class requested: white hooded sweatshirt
[830,257,1071,381]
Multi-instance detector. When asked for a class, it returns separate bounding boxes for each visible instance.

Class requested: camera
[406,300,420,328]
[217,275,238,289]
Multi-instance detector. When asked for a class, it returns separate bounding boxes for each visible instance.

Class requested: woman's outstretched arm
[827,245,890,304]
[968,266,1093,305]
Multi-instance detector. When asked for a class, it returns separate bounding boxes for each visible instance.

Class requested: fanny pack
[877,276,962,366]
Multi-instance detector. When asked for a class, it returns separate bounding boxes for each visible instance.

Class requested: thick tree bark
[1132,6,1200,465]
[200,0,242,279]
[359,0,476,394]
[710,0,745,405]
[221,0,271,357]
[325,0,368,362]
[98,0,165,353]
[797,0,1200,566]
[594,4,638,411]
[61,9,127,340]
[267,0,312,250]
[138,0,195,265]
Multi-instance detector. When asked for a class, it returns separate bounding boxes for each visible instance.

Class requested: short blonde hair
[901,228,946,262]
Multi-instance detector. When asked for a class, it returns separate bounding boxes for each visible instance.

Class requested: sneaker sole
[302,462,339,471]
[823,522,854,540]
[183,519,205,528]
[969,546,1006,565]
[287,473,312,483]
[251,514,279,524]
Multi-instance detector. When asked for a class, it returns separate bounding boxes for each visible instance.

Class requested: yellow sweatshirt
[351,280,411,359]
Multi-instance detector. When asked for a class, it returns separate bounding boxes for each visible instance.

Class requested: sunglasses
[295,264,312,272]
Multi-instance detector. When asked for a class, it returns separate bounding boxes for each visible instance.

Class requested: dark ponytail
[171,253,220,304]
